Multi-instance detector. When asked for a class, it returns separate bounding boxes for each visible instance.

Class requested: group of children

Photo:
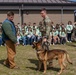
[0,20,75,46]
[16,21,76,46]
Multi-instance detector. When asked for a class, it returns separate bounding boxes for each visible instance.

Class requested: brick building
[0,0,76,25]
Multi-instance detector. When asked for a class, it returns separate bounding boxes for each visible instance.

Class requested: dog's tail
[66,53,73,64]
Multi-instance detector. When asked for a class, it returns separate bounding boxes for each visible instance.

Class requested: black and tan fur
[32,41,73,75]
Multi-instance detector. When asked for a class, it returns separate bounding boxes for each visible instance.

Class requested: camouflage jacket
[39,15,51,37]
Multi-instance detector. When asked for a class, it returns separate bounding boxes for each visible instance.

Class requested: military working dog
[32,41,73,75]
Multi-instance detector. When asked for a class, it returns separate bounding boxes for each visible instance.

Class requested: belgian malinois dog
[32,41,73,75]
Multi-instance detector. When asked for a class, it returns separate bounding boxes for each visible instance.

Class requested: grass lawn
[0,42,76,75]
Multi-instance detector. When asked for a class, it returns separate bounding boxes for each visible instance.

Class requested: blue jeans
[22,36,27,45]
[27,37,31,45]
[37,36,42,42]
[67,33,72,41]
[31,35,37,44]
[0,37,2,45]
[60,37,66,44]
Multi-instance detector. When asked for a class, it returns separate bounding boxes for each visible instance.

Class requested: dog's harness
[36,49,44,54]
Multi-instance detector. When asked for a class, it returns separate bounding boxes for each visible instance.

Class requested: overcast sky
[68,0,76,2]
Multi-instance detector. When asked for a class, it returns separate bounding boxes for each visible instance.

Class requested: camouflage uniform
[39,15,51,39]
[39,15,52,50]
[39,15,53,67]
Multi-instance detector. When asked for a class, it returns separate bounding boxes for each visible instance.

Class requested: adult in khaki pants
[2,11,19,69]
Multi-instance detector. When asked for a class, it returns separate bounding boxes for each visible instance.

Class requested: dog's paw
[43,71,46,74]
[58,72,60,75]
[58,72,62,75]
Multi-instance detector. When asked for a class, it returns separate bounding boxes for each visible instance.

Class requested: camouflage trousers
[42,34,51,45]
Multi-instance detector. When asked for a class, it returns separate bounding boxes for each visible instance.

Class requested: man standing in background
[2,11,19,69]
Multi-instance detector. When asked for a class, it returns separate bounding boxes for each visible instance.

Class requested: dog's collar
[36,49,44,54]
[36,51,44,54]
[36,47,43,51]
[37,49,42,51]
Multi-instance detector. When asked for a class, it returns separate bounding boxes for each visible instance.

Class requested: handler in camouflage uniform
[39,8,52,44]
[39,8,53,67]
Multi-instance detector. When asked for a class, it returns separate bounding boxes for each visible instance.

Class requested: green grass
[0,42,76,75]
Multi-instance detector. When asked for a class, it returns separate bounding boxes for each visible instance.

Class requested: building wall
[0,11,7,23]
[0,10,74,25]
[48,10,61,25]
[23,10,74,25]
[62,10,74,25]
[23,11,42,25]
[0,11,20,25]
[23,10,62,25]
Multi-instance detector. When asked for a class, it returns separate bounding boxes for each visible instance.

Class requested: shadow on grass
[26,67,38,71]
[27,59,60,72]
[0,59,9,68]
[26,59,38,71]
[28,59,38,67]
[67,43,76,47]
[47,67,60,72]
[0,59,5,65]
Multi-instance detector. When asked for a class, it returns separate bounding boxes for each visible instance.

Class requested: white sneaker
[1,45,2,46]
[67,41,69,42]
[53,43,55,45]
